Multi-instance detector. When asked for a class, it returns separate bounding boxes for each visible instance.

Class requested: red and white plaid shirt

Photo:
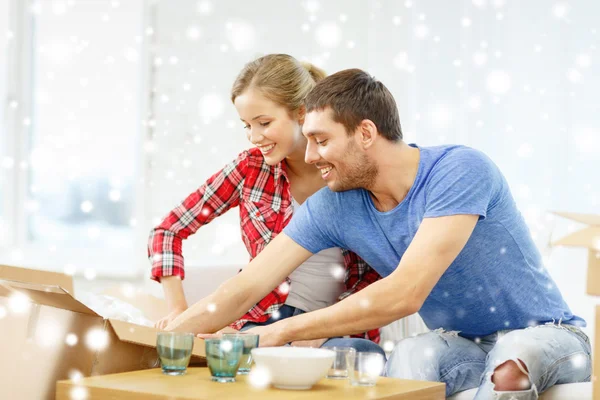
[149,148,381,342]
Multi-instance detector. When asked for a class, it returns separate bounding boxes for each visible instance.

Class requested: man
[166,69,591,399]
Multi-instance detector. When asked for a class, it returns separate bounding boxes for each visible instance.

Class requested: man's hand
[290,338,327,348]
[243,324,287,347]
[155,306,187,330]
[196,327,241,339]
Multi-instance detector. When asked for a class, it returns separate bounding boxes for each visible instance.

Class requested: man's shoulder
[425,145,497,175]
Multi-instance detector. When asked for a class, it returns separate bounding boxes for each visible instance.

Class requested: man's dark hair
[305,68,403,141]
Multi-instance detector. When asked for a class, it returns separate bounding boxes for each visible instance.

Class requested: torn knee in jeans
[491,358,532,392]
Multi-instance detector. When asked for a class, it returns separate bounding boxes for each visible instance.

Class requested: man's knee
[385,331,447,379]
[491,359,531,392]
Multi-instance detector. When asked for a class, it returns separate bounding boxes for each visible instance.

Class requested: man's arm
[255,214,479,345]
[164,233,313,333]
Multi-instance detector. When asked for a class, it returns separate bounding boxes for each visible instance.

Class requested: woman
[148,54,383,352]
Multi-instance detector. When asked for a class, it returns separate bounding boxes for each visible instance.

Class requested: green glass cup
[222,333,260,374]
[205,338,244,383]
[156,332,194,376]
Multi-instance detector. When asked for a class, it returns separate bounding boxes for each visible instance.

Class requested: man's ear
[357,119,378,149]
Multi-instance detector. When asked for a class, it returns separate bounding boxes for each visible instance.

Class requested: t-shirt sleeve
[284,189,339,254]
[424,148,498,220]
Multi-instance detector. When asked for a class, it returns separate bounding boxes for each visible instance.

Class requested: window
[0,0,147,278]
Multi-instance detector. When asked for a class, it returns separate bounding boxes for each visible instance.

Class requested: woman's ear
[296,105,306,125]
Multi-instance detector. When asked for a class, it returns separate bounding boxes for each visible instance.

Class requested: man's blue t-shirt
[284,144,584,337]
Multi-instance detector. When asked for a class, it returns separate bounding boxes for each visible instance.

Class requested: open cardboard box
[551,211,600,296]
[0,265,206,400]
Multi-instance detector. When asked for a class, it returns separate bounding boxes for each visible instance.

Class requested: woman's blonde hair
[231,54,326,115]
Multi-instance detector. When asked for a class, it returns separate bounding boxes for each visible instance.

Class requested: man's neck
[368,142,420,212]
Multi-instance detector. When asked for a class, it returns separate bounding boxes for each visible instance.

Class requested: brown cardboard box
[0,265,206,400]
[551,211,600,296]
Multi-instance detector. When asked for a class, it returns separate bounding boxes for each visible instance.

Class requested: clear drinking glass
[222,332,259,375]
[205,338,244,383]
[156,332,194,376]
[326,347,357,379]
[349,352,385,386]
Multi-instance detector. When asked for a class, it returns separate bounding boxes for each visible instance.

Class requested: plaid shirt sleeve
[148,151,249,282]
[340,249,383,343]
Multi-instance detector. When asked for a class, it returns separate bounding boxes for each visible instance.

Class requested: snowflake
[248,365,271,389]
[8,293,30,313]
[69,369,83,382]
[414,24,429,39]
[220,339,233,352]
[84,268,96,281]
[472,52,487,67]
[330,265,345,280]
[80,200,93,213]
[66,333,79,346]
[570,353,588,369]
[86,328,108,351]
[486,70,511,95]
[70,386,88,400]
[576,54,592,68]
[552,3,569,19]
[423,347,435,358]
[278,282,290,294]
[225,19,256,51]
[567,69,582,84]
[383,340,395,353]
[196,0,213,15]
[315,22,342,48]
[186,26,201,40]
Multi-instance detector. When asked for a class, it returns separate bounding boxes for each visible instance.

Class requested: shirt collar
[274,160,290,188]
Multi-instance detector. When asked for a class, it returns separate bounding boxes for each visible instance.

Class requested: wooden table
[56,368,445,399]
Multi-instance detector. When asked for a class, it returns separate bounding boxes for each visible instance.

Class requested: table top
[56,368,445,400]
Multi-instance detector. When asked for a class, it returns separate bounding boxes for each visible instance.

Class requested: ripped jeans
[385,323,592,399]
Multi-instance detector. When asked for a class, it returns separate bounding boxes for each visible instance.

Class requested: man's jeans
[240,305,386,358]
[385,323,592,399]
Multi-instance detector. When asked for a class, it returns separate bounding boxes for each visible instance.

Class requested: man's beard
[329,141,378,192]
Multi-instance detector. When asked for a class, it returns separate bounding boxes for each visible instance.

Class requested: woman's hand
[155,306,187,330]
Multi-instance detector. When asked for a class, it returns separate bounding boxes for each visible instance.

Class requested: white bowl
[250,346,335,390]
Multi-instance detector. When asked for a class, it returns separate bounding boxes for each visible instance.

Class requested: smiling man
[166,69,591,399]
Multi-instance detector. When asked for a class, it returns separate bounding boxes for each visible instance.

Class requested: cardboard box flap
[0,264,74,294]
[0,279,99,316]
[552,211,600,226]
[551,226,600,249]
[108,319,206,358]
